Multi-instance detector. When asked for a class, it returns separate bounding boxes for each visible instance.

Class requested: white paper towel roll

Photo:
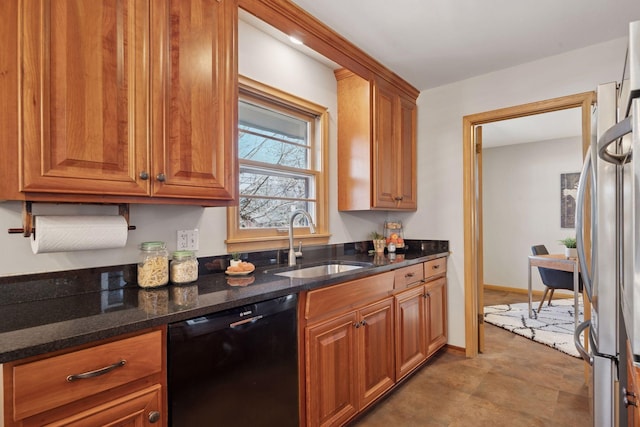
[31,216,129,254]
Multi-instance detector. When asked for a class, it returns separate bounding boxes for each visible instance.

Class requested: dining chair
[531,245,582,312]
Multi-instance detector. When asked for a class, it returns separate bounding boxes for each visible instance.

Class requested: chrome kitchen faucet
[288,209,316,266]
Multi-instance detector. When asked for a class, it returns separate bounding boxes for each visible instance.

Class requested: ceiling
[290,0,640,91]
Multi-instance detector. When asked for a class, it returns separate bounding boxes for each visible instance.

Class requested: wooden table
[528,254,581,329]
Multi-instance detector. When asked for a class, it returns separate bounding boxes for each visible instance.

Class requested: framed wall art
[560,172,580,228]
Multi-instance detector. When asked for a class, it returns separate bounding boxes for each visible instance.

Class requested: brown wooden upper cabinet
[336,70,417,211]
[3,0,237,206]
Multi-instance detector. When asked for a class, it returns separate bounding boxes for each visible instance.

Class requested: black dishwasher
[168,294,298,427]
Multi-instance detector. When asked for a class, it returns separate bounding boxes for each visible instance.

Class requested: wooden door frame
[462,91,595,357]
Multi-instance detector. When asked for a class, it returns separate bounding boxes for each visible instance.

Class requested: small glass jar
[384,220,405,249]
[170,251,199,284]
[137,241,169,288]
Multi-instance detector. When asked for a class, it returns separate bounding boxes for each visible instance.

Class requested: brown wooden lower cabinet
[395,276,448,381]
[24,385,162,427]
[395,284,427,379]
[3,328,166,427]
[306,298,395,427]
[303,257,448,427]
[357,299,396,410]
[626,341,640,426]
[425,277,448,357]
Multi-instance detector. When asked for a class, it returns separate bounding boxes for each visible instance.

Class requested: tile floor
[350,289,592,427]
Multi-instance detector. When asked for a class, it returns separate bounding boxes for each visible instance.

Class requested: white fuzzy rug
[484,297,584,358]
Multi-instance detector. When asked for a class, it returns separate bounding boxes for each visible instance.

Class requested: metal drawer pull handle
[405,272,415,278]
[66,359,126,382]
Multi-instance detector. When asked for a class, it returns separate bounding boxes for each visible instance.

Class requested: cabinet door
[20,0,149,197]
[306,312,358,427]
[150,0,237,201]
[372,79,398,209]
[395,285,427,380]
[34,385,163,427]
[626,343,640,427]
[358,298,395,410]
[425,277,448,357]
[396,95,417,210]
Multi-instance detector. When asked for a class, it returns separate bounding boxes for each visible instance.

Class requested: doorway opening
[462,91,595,357]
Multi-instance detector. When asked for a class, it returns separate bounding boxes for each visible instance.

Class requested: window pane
[239,102,308,142]
[239,129,309,169]
[239,198,314,229]
[240,170,310,199]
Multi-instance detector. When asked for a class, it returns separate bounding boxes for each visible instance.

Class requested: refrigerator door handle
[576,150,595,300]
[574,319,593,365]
[598,115,632,165]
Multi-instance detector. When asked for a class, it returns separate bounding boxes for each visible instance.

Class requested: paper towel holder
[7,201,137,238]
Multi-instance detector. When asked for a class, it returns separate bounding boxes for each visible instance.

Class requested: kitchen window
[226,76,329,252]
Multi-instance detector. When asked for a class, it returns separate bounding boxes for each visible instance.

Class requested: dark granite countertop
[0,240,448,363]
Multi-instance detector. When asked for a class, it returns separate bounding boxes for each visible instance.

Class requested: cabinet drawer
[12,330,162,420]
[424,257,446,280]
[305,271,394,321]
[393,264,424,290]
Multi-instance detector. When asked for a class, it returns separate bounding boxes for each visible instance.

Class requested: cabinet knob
[624,387,638,407]
[148,411,161,423]
[156,173,166,182]
[361,320,367,327]
[624,386,637,398]
[139,171,149,180]
[624,396,638,408]
[354,322,360,328]
[394,196,403,201]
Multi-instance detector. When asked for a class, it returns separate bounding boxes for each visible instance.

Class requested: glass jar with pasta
[137,241,169,288]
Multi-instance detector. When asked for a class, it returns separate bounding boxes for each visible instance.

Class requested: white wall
[0,19,387,278]
[408,37,626,348]
[482,137,583,292]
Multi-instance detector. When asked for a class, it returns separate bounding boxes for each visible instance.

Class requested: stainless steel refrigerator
[575,20,639,427]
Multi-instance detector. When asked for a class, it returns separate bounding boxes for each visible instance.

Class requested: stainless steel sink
[274,263,368,279]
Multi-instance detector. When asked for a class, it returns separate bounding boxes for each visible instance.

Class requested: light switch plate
[177,229,199,251]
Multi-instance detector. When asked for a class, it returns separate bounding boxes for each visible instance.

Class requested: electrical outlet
[177,229,199,251]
